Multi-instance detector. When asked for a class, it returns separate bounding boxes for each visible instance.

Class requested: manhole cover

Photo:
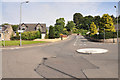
[76,48,108,54]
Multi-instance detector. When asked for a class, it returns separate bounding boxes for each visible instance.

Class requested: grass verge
[0,40,47,46]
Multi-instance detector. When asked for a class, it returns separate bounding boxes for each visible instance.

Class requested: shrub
[91,32,117,39]
[10,36,20,40]
[11,31,41,40]
[45,34,49,39]
[55,31,60,38]
[79,29,88,36]
[49,25,55,39]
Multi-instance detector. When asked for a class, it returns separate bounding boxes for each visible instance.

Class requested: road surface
[2,35,118,79]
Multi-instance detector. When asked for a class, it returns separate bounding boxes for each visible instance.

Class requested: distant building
[19,23,46,39]
[0,24,13,41]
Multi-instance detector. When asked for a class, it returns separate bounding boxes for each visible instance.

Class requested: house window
[22,25,26,30]
[22,27,26,30]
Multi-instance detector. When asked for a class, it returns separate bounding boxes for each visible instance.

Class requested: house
[19,23,46,39]
[0,24,13,41]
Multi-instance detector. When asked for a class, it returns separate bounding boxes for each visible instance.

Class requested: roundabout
[76,48,108,54]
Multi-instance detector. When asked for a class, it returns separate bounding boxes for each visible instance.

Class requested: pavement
[2,35,118,79]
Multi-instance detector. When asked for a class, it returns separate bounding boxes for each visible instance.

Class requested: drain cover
[77,48,108,54]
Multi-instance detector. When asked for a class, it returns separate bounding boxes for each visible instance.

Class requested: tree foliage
[93,15,101,27]
[11,25,19,31]
[49,25,55,39]
[90,22,98,35]
[55,18,65,33]
[11,31,41,40]
[99,14,116,33]
[73,13,83,26]
[66,21,75,31]
[111,15,116,24]
[118,15,120,24]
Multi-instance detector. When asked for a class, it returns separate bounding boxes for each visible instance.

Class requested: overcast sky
[1,1,119,27]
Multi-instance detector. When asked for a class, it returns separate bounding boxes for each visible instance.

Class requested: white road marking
[77,48,108,54]
[74,36,79,46]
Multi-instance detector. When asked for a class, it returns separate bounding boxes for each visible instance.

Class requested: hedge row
[90,32,120,39]
[11,31,41,40]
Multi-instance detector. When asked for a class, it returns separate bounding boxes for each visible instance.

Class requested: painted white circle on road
[77,48,108,54]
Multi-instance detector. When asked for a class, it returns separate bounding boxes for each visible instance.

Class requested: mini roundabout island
[76,48,108,54]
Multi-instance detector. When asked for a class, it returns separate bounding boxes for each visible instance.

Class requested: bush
[49,25,55,39]
[72,28,79,34]
[63,30,69,35]
[55,31,60,38]
[10,36,20,40]
[91,32,117,39]
[21,31,41,40]
[45,34,49,39]
[11,31,41,40]
[79,29,88,36]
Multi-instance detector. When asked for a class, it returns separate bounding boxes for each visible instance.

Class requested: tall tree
[90,22,98,35]
[99,14,116,33]
[93,15,101,27]
[55,18,65,33]
[11,25,19,31]
[118,15,120,24]
[111,15,116,24]
[49,25,55,39]
[66,21,75,32]
[73,13,83,27]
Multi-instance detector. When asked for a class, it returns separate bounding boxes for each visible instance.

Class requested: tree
[55,31,60,38]
[90,22,98,35]
[2,23,9,26]
[55,18,65,33]
[118,15,120,24]
[93,15,101,28]
[49,25,55,39]
[38,28,41,38]
[111,15,116,24]
[11,25,19,31]
[73,13,83,26]
[66,21,75,32]
[79,15,94,30]
[63,28,69,35]
[99,14,116,33]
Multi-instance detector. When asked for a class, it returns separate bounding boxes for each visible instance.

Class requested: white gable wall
[41,33,46,39]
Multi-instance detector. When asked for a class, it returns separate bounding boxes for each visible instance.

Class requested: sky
[1,1,119,27]
[0,0,2,24]
[118,1,120,15]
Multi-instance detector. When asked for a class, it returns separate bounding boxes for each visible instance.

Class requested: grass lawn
[0,40,47,46]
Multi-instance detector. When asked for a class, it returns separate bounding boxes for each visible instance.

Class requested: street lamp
[114,5,119,44]
[2,31,5,47]
[19,1,29,46]
[104,28,105,43]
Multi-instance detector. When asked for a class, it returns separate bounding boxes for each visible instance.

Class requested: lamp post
[19,1,29,46]
[2,31,5,47]
[104,28,105,43]
[114,5,119,44]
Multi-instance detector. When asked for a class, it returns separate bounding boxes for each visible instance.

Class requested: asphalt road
[2,35,118,79]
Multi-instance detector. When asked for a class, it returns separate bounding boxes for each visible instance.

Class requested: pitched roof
[2,24,11,31]
[20,23,46,33]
